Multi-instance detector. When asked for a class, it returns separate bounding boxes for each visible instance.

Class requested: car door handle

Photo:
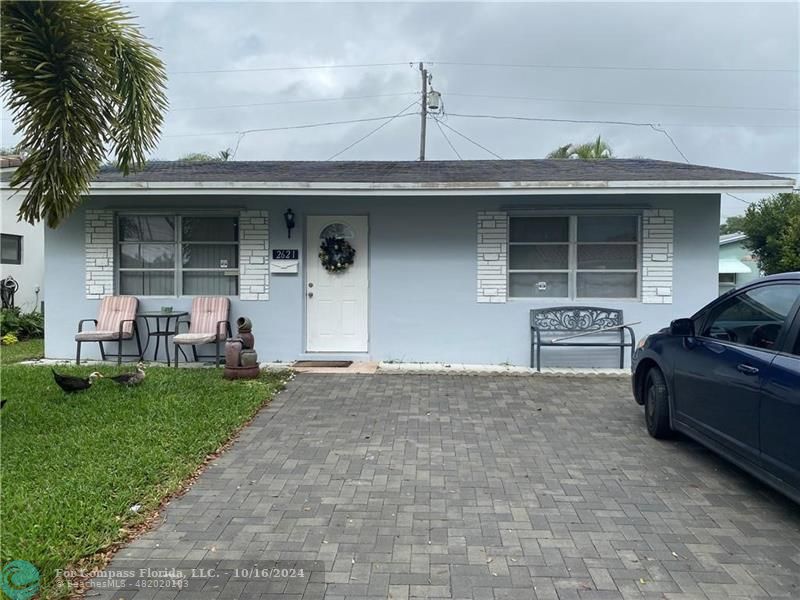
[736,363,759,375]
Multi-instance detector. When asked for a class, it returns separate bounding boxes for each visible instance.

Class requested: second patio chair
[173,297,232,367]
[75,295,142,365]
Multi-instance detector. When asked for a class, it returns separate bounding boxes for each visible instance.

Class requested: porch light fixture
[283,208,295,238]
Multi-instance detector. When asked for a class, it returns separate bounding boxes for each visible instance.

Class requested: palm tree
[546,136,614,159]
[1,1,167,227]
[178,149,232,162]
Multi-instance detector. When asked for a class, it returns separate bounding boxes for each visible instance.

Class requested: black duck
[52,369,102,393]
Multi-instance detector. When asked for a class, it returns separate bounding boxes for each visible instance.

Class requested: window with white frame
[117,215,239,296]
[508,215,640,299]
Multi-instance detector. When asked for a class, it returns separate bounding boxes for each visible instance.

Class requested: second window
[508,215,640,299]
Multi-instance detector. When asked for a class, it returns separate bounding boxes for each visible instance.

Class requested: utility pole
[418,61,427,161]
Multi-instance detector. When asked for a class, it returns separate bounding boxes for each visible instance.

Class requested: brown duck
[108,362,146,387]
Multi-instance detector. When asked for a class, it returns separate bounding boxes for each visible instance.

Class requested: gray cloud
[2,1,798,217]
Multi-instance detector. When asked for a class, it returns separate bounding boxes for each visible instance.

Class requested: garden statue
[223,317,260,379]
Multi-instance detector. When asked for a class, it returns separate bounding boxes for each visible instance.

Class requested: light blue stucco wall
[44,193,720,367]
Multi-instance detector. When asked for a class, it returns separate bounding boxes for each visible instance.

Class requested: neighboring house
[1,159,792,367]
[719,232,760,295]
[0,155,44,311]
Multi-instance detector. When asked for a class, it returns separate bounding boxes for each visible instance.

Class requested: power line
[726,193,753,205]
[427,60,796,74]
[649,124,690,163]
[433,116,462,159]
[169,59,797,75]
[171,92,417,112]
[434,119,503,159]
[445,111,694,164]
[327,100,419,160]
[445,111,795,130]
[170,61,414,75]
[446,91,800,113]
[161,113,418,138]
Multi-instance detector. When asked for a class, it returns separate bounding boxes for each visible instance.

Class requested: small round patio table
[138,311,189,366]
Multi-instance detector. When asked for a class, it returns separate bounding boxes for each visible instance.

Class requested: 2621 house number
[272,249,299,260]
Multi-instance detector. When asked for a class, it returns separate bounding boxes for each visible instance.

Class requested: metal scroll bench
[530,307,637,371]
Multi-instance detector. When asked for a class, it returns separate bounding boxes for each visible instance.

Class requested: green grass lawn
[0,363,288,598]
[1,337,44,364]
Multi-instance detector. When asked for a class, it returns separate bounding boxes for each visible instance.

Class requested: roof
[1,158,793,196]
[720,232,748,245]
[719,257,752,274]
[88,159,785,184]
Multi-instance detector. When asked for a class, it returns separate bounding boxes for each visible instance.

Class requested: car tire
[644,367,672,439]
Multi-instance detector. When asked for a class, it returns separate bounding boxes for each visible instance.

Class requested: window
[508,215,639,299]
[1,234,22,265]
[701,283,800,350]
[117,215,239,296]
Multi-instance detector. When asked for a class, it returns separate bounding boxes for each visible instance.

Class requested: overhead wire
[171,92,417,112]
[434,119,503,159]
[169,59,797,75]
[162,113,419,139]
[170,61,415,75]
[425,60,796,74]
[432,116,462,159]
[327,99,420,160]
[444,91,799,113]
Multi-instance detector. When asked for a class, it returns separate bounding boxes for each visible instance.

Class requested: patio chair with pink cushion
[75,295,142,365]
[173,297,232,367]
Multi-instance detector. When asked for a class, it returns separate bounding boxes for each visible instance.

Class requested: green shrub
[0,307,44,338]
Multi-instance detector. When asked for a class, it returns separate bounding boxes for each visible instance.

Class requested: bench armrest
[622,325,637,349]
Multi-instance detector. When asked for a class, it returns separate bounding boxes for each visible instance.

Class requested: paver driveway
[91,374,800,600]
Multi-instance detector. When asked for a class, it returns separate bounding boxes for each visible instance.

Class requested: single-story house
[3,159,793,367]
[1,155,45,312]
[719,231,759,295]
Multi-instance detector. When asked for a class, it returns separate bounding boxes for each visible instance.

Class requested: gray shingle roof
[88,159,783,184]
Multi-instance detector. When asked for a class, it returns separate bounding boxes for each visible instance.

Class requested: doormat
[293,360,354,368]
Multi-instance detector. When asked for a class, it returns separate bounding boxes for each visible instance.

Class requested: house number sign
[272,249,299,260]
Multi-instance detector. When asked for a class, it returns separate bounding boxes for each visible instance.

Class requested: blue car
[632,272,800,503]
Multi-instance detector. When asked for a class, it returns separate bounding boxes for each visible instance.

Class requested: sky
[2,1,798,219]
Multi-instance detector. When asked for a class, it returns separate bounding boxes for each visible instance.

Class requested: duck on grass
[0,364,289,598]
[52,362,147,393]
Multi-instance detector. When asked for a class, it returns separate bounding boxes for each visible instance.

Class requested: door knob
[307,292,313,298]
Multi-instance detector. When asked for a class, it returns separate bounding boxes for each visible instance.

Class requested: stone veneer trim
[641,209,674,304]
[239,210,270,301]
[85,209,115,299]
[477,211,508,303]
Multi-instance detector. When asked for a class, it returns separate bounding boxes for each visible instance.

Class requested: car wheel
[644,367,672,439]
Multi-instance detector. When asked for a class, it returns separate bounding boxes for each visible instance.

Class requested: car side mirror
[670,318,695,337]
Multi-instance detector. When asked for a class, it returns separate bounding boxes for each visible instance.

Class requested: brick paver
[91,374,800,599]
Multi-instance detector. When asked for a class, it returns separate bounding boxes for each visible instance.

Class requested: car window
[700,283,800,350]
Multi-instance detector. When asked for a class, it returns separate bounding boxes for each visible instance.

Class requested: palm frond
[1,0,167,227]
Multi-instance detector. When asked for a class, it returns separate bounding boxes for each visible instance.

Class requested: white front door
[306,215,369,352]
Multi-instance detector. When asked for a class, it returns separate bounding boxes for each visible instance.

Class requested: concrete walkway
[90,374,800,599]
